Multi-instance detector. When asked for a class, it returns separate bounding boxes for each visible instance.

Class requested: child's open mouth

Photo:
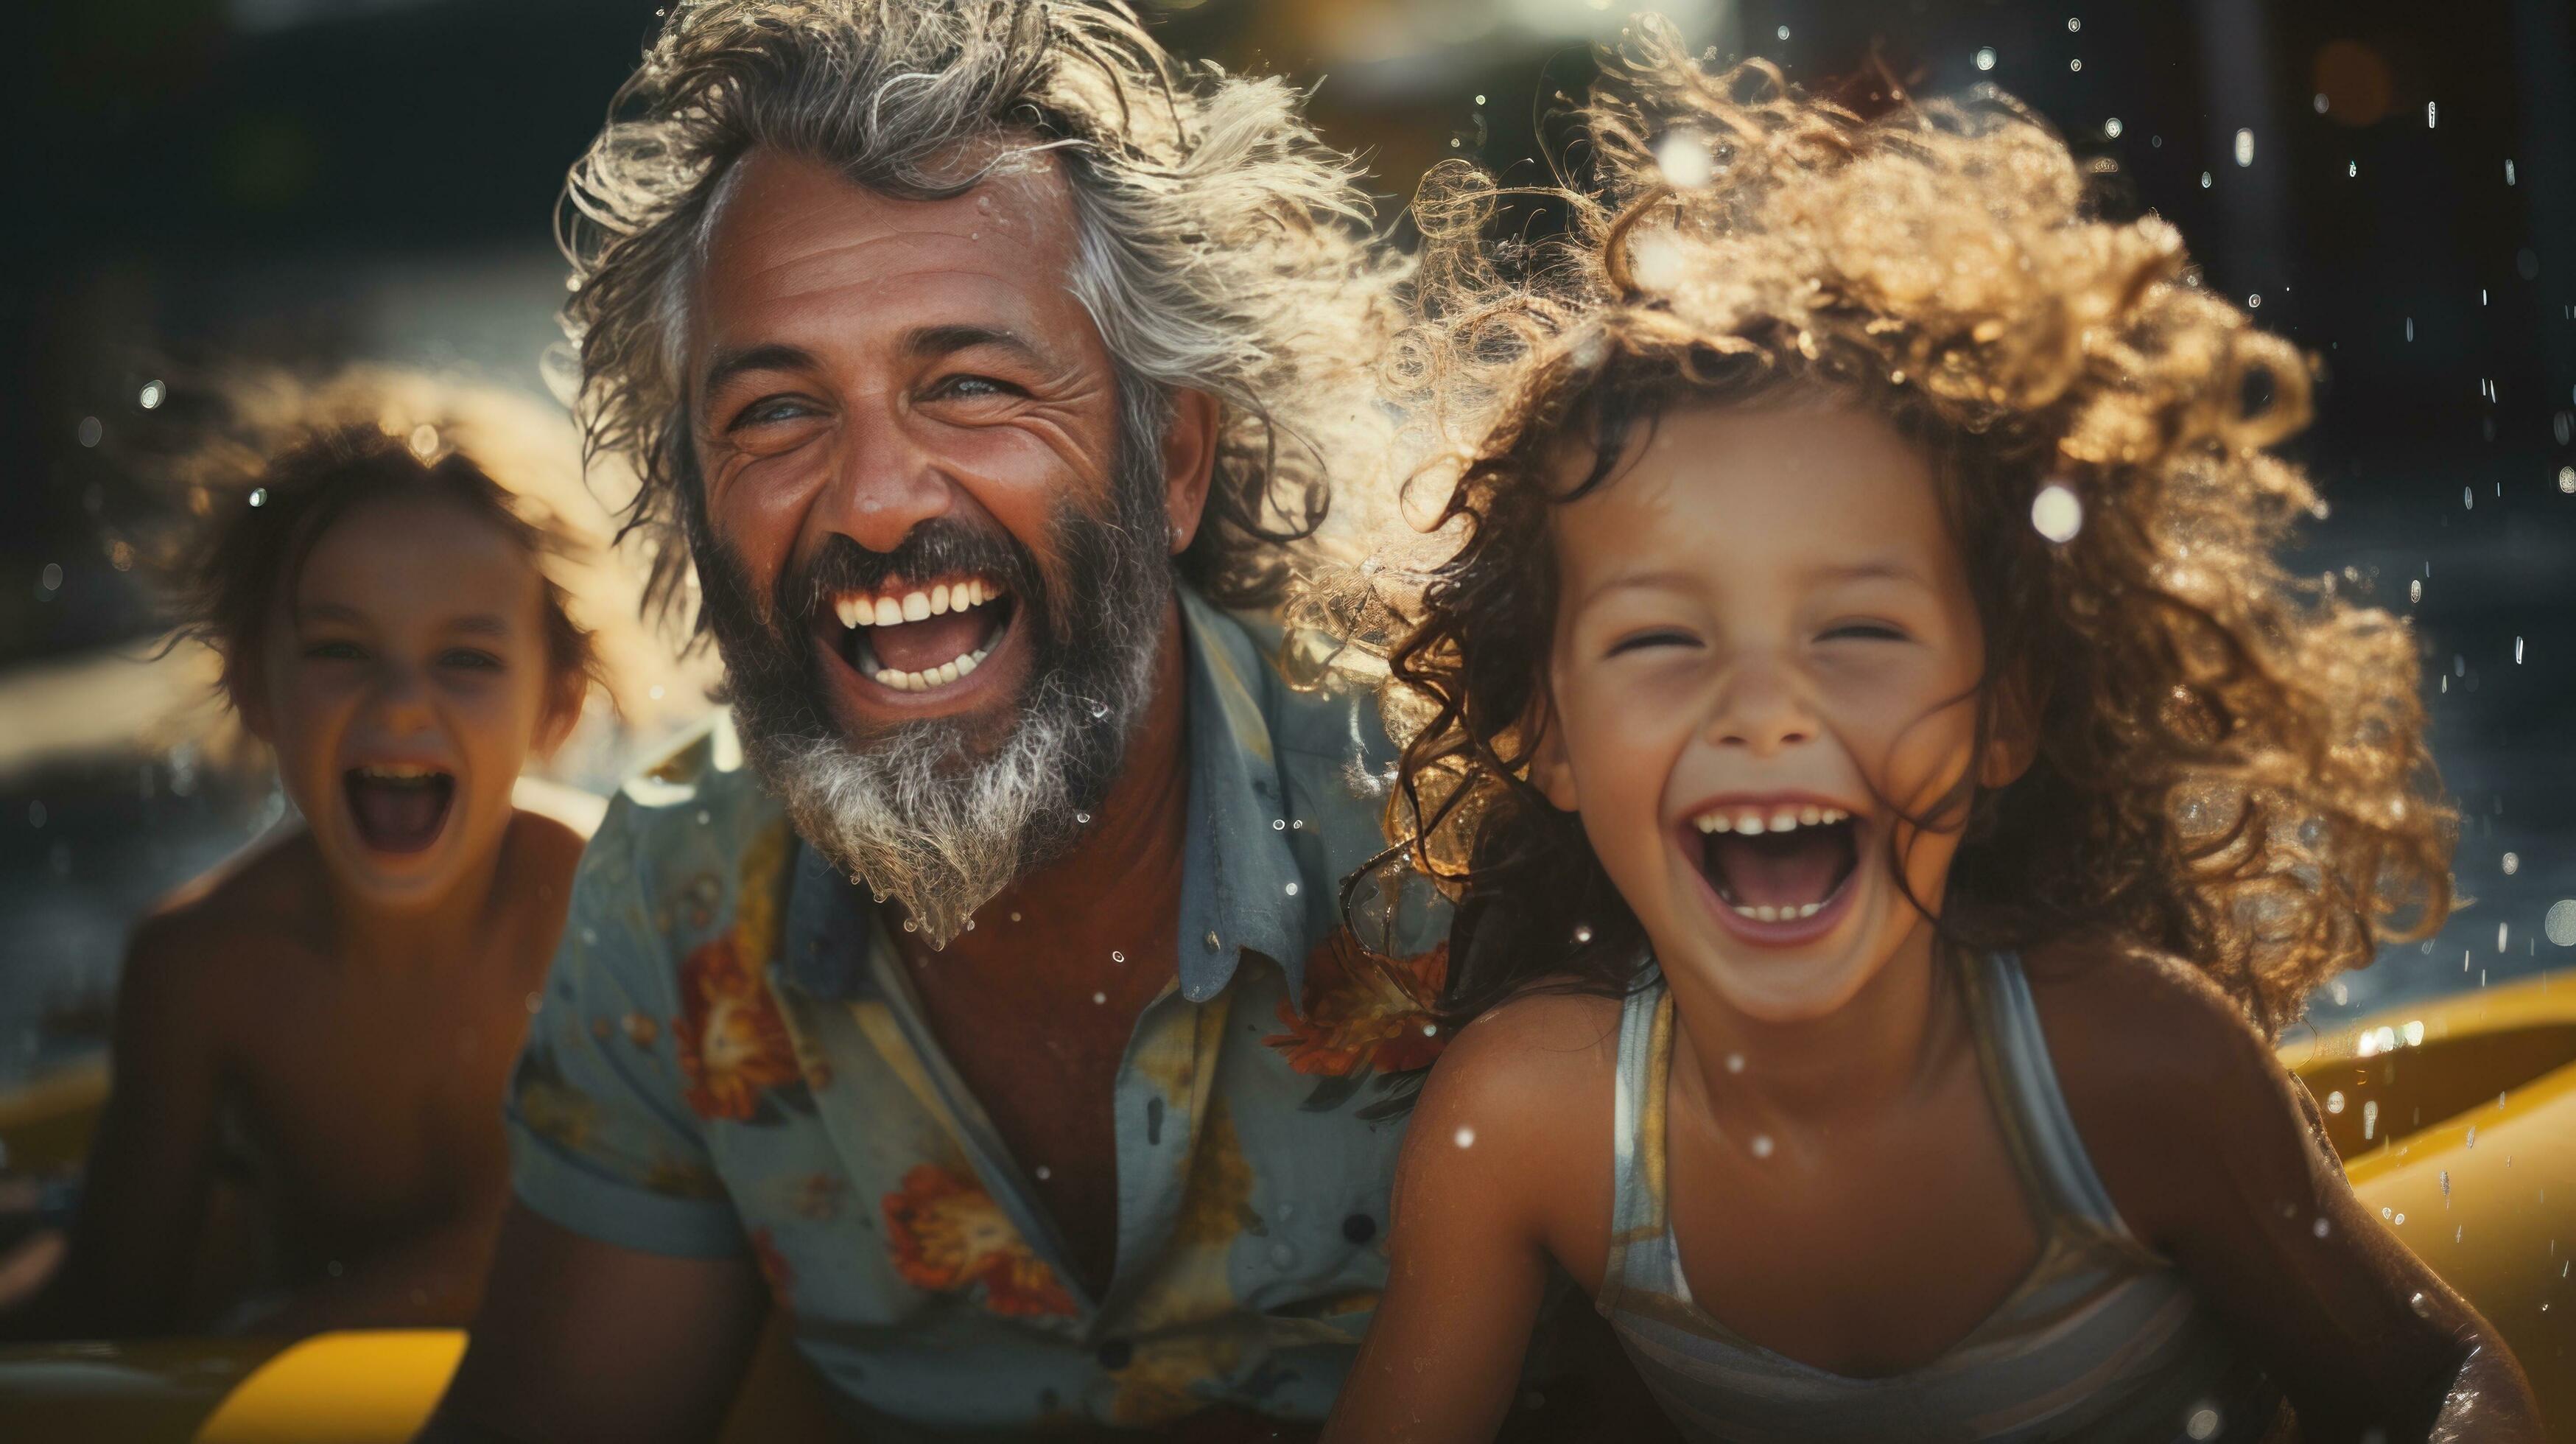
[1688,802,1861,929]
[344,763,455,854]
[823,575,1016,695]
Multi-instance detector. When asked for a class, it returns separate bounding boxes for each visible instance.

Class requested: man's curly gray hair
[558,0,1402,628]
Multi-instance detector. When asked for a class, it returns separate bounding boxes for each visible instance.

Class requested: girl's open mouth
[345,764,455,854]
[821,575,1016,695]
[1687,801,1861,941]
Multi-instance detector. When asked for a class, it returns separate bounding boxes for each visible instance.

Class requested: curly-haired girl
[1324,24,2538,1443]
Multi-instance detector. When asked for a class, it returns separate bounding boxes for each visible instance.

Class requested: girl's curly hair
[1345,21,2450,1040]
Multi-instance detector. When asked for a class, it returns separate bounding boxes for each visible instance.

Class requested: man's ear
[1160,388,1221,555]
[1978,667,2043,790]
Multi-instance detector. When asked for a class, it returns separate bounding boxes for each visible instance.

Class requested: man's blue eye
[734,397,814,429]
[934,375,1017,400]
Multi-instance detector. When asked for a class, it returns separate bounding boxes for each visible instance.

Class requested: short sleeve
[505,793,749,1258]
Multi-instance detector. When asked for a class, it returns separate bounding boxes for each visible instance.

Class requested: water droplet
[1455,1126,1477,1148]
[2409,578,2423,603]
[1573,924,1595,944]
[1725,1052,1745,1074]
[408,424,439,458]
[2234,129,2255,167]
[2348,160,2358,178]
[2186,1404,2223,1440]
[2426,100,2438,128]
[1012,911,1024,922]
[524,992,544,1014]
[76,416,102,447]
[2395,1211,2407,1224]
[2105,117,2123,137]
[2066,15,2081,31]
[2441,1171,2452,1196]
[695,809,711,825]
[1284,882,1299,897]
[902,918,919,933]
[1075,811,1091,825]
[1973,46,1996,71]
[1204,930,1221,951]
[1111,950,1125,964]
[2247,293,2262,309]
[37,563,61,594]
[1421,1023,1438,1037]
[2313,92,2328,113]
[1775,24,1789,41]
[26,801,45,828]
[2507,159,2518,186]
[2364,1099,2379,1139]
[1473,94,1486,106]
[1087,698,1109,720]
[2068,57,2082,71]
[2465,1126,2477,1149]
[138,379,165,409]
[1034,1166,1050,1181]
[1272,819,1287,831]
[1092,991,1107,1004]
[1749,1134,1775,1160]
[2031,483,2083,543]
[2326,1090,2345,1114]
[2557,466,2574,494]
[2312,1216,2331,1238]
[2544,900,2576,946]
[2514,639,2524,665]
[2200,170,2213,189]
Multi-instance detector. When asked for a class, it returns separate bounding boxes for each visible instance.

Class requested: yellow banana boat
[2,971,2570,1441]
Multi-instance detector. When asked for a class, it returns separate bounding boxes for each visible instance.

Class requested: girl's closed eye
[1607,627,1701,657]
[1817,620,1911,642]
[439,648,504,672]
[303,639,368,662]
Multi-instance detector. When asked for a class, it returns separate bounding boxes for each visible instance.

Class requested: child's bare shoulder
[2021,935,2278,1103]
[2021,936,2313,1237]
[1411,988,1624,1163]
[122,833,328,1031]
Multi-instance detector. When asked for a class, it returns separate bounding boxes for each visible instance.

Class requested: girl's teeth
[1730,902,1826,922]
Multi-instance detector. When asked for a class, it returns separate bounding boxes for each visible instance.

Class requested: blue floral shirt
[507,592,1450,1433]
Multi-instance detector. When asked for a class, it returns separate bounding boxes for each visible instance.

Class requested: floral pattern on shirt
[1266,930,1450,1110]
[882,1163,1078,1319]
[673,822,812,1124]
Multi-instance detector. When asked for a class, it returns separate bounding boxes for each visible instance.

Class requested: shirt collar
[782,589,1313,1006]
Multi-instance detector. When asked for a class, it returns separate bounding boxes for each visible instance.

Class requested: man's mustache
[782,520,1047,630]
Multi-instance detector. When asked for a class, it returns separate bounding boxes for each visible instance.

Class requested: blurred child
[1327,29,2540,1443]
[6,376,623,1338]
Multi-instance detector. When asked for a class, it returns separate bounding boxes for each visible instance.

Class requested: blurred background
[0,0,2570,1090]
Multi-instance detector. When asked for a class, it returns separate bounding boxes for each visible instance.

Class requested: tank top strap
[1957,950,2161,1264]
[1597,965,1679,1319]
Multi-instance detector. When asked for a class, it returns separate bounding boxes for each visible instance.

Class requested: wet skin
[5,496,585,1339]
[1328,402,2541,1443]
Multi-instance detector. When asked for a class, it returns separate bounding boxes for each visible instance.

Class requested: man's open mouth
[824,575,1017,693]
[345,763,455,854]
[1688,802,1860,924]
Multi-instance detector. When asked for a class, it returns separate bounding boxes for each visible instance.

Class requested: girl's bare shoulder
[2018,936,2315,1240]
[1405,986,1626,1216]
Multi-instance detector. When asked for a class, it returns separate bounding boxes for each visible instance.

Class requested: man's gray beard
[749,600,1162,949]
[692,406,1176,950]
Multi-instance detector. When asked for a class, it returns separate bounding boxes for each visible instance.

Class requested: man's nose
[811,410,952,555]
[1707,658,1818,758]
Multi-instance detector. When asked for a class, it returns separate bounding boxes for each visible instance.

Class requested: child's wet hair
[1352,21,2451,1039]
[161,404,604,728]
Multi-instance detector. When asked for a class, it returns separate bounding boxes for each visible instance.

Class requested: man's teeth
[1732,901,1826,922]
[831,578,997,632]
[1691,805,1850,835]
[874,643,994,693]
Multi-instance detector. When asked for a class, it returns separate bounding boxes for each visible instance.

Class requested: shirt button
[1204,930,1221,952]
[1097,1339,1134,1370]
[1341,1213,1377,1244]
